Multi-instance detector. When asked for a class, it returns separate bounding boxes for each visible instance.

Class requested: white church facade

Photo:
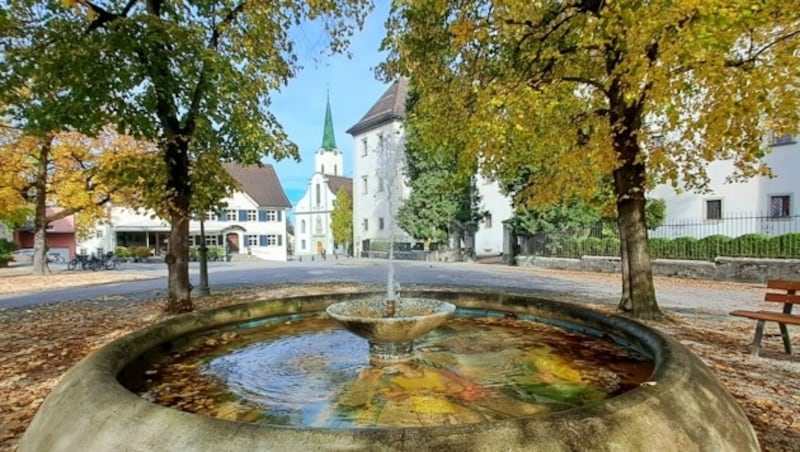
[293,97,353,257]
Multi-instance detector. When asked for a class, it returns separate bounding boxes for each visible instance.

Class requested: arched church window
[300,220,306,233]
[334,164,338,175]
[316,184,321,205]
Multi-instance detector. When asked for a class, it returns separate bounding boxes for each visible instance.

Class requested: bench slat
[767,280,800,291]
[764,293,800,304]
[730,310,800,325]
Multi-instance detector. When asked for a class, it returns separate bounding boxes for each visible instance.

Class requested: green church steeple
[321,93,337,151]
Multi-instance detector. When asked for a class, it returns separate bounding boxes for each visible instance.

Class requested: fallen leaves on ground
[0,283,798,451]
[0,267,154,295]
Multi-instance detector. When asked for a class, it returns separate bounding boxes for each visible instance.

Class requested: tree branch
[82,0,140,34]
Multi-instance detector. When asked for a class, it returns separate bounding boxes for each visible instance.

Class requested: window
[378,133,384,152]
[267,235,278,246]
[205,235,219,246]
[321,164,325,174]
[188,236,195,247]
[246,210,257,222]
[334,164,338,175]
[316,183,321,205]
[95,230,103,239]
[265,210,277,221]
[226,209,237,221]
[705,199,722,220]
[377,177,384,192]
[300,219,306,233]
[484,213,493,228]
[301,239,306,250]
[770,132,794,146]
[206,211,218,221]
[363,219,369,231]
[361,138,368,156]
[246,235,258,247]
[769,195,791,218]
[362,176,368,194]
[379,217,385,230]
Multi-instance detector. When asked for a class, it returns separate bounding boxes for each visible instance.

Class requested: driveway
[0,258,765,313]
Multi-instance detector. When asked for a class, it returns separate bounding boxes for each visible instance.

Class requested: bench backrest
[765,280,800,304]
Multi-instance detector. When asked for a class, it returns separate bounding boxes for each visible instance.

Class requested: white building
[474,175,513,256]
[81,163,292,261]
[294,97,353,257]
[650,135,800,238]
[347,79,414,256]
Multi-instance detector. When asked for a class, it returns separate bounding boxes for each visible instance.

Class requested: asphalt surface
[0,257,761,313]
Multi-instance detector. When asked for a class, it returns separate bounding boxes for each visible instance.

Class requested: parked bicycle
[67,252,118,271]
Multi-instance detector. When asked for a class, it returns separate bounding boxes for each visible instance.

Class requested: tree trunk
[163,138,193,313]
[613,150,661,319]
[31,137,51,275]
[166,209,192,312]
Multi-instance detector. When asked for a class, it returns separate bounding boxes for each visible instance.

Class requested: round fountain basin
[325,298,456,344]
[20,288,760,451]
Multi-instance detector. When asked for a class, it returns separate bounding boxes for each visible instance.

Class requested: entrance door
[316,241,323,255]
[226,233,239,254]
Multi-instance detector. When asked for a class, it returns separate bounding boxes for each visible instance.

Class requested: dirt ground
[0,276,798,451]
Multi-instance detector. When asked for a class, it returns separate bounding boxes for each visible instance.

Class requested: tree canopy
[383,0,800,318]
[330,186,353,253]
[1,0,370,310]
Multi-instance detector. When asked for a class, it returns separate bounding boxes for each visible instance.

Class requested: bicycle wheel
[104,259,115,270]
[67,259,78,270]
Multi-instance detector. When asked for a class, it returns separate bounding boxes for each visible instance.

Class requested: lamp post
[198,212,210,296]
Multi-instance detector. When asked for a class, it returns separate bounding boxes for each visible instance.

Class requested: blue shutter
[238,210,247,222]
[277,210,282,222]
[218,210,226,222]
[258,210,267,222]
[277,235,282,246]
[259,235,267,246]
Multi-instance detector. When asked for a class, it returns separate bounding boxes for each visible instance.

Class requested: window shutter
[277,210,282,222]
[238,210,247,222]
[259,235,267,246]
[259,210,267,222]
[277,235,282,246]
[218,210,226,222]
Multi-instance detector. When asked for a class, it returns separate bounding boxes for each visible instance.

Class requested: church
[293,97,353,258]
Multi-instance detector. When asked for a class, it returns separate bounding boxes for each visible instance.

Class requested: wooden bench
[730,280,800,357]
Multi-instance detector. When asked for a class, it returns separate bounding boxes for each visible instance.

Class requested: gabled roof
[326,175,353,198]
[346,78,409,136]
[222,163,292,208]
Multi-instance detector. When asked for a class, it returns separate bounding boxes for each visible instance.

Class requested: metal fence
[650,213,800,239]
[514,214,800,261]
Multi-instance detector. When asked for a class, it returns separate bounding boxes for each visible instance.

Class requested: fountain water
[326,130,456,363]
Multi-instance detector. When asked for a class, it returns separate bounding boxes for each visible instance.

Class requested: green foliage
[114,246,132,259]
[697,235,733,260]
[645,199,667,231]
[510,202,602,236]
[131,246,152,261]
[330,187,353,248]
[0,238,13,267]
[775,233,800,258]
[732,234,773,258]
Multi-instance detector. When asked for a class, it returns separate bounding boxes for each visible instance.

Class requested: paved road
[0,258,761,313]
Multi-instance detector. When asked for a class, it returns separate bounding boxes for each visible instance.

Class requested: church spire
[321,91,337,151]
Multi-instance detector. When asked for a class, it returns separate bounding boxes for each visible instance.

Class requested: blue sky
[265,1,393,206]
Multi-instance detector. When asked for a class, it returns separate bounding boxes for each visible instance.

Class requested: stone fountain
[20,286,760,451]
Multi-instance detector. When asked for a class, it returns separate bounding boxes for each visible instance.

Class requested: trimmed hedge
[531,232,800,260]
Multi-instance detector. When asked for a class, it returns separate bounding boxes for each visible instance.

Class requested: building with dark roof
[79,162,293,262]
[293,95,354,257]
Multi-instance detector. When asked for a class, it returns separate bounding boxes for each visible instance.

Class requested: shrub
[115,246,132,259]
[648,237,672,259]
[600,237,620,256]
[131,246,152,261]
[670,237,698,260]
[732,234,771,257]
[697,235,733,260]
[581,237,603,256]
[774,233,800,258]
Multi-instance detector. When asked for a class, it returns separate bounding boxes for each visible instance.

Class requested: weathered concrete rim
[21,285,760,451]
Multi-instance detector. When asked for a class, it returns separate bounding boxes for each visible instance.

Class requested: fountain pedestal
[326,298,456,363]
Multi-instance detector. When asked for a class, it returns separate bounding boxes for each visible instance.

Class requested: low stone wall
[516,255,800,283]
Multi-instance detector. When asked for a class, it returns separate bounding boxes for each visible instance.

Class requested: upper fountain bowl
[326,298,456,344]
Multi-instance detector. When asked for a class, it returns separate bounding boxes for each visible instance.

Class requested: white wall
[294,172,338,256]
[650,140,800,238]
[351,121,413,255]
[474,176,513,256]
